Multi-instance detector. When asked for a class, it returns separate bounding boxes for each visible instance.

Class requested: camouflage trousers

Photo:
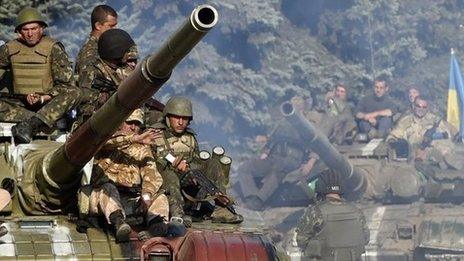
[0,88,81,127]
[80,183,169,224]
[159,168,185,218]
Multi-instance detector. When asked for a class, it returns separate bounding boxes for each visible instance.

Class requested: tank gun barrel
[23,5,218,213]
[281,102,367,198]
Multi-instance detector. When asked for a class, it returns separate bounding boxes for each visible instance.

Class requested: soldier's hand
[177,160,190,173]
[132,129,161,145]
[259,153,268,160]
[26,93,41,105]
[368,116,377,126]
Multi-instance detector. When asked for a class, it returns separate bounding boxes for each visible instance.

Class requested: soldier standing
[78,109,175,242]
[296,170,369,261]
[75,5,118,76]
[150,96,243,226]
[77,28,138,123]
[0,7,81,143]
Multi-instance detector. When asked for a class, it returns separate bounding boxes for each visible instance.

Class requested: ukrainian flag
[447,50,464,139]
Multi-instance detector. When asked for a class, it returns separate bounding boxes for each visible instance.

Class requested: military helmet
[163,96,193,118]
[126,109,144,124]
[315,169,342,196]
[15,7,48,32]
[98,28,135,60]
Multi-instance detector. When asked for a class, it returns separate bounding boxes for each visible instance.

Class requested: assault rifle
[419,120,449,150]
[164,153,237,215]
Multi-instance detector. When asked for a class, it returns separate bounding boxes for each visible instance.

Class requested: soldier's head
[315,169,342,200]
[15,7,48,46]
[373,78,389,98]
[408,87,421,104]
[163,96,193,134]
[91,5,118,37]
[98,29,136,69]
[121,109,143,134]
[334,83,347,100]
[413,96,428,118]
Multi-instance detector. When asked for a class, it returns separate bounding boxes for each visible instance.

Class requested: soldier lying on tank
[296,169,370,260]
[78,109,185,242]
[0,7,81,143]
[76,28,138,125]
[387,96,462,170]
[148,96,243,226]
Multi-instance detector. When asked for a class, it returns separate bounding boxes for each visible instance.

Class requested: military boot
[211,206,243,224]
[147,217,168,237]
[109,210,131,242]
[11,116,46,144]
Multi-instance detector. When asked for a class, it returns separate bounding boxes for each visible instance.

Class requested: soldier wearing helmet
[149,96,243,226]
[77,28,138,124]
[0,7,81,143]
[78,109,182,242]
[296,169,369,260]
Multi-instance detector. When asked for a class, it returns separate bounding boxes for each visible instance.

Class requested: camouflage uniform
[77,46,137,122]
[296,197,369,260]
[0,38,80,127]
[150,121,199,218]
[74,35,98,76]
[388,112,458,167]
[81,130,169,224]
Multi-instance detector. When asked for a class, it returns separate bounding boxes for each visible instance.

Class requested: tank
[278,102,464,260]
[0,5,279,260]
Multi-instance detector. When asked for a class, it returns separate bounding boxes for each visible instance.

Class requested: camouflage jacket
[296,197,369,255]
[74,34,98,76]
[0,37,74,96]
[92,131,163,198]
[388,112,457,155]
[151,121,199,171]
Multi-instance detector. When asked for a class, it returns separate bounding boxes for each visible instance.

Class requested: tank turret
[2,4,219,215]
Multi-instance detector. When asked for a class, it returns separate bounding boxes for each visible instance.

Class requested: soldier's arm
[295,206,322,249]
[386,117,408,141]
[141,161,163,197]
[50,43,75,96]
[359,209,370,245]
[100,133,133,151]
[0,44,10,81]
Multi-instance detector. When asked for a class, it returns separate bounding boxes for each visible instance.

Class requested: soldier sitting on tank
[387,96,462,169]
[148,96,243,226]
[296,169,370,261]
[76,28,138,125]
[78,109,181,242]
[0,7,81,143]
[75,4,118,76]
[239,95,318,210]
[355,78,398,140]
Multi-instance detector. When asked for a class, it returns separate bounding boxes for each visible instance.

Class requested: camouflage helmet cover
[163,96,193,118]
[15,7,48,32]
[126,108,144,124]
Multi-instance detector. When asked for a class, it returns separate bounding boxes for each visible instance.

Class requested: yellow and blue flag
[447,50,464,138]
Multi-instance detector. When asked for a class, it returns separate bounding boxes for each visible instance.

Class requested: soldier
[296,169,369,260]
[0,7,81,143]
[150,96,243,226]
[78,109,176,241]
[355,78,398,139]
[77,28,138,123]
[239,96,315,210]
[387,96,461,169]
[75,4,118,75]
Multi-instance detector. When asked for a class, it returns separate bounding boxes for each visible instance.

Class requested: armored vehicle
[275,102,464,260]
[0,5,278,260]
